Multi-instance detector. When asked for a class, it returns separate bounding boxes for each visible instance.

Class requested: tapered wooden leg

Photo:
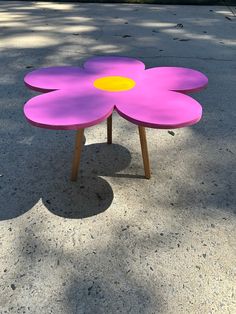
[107,115,112,144]
[70,129,84,181]
[138,126,151,179]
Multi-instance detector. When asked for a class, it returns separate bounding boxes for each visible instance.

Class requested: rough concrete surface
[0,2,236,313]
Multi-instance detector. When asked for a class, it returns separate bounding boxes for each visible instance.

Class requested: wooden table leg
[70,129,84,181]
[138,125,151,179]
[107,115,112,144]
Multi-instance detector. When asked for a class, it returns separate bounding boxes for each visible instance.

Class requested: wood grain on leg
[107,115,112,144]
[138,126,151,179]
[71,129,84,181]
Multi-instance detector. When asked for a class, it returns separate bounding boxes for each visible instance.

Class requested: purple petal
[83,56,145,78]
[24,89,115,130]
[115,89,202,129]
[24,66,91,92]
[144,67,208,93]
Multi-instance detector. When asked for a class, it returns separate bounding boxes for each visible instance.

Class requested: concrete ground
[0,2,236,313]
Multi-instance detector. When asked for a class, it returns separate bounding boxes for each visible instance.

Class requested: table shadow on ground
[43,142,133,219]
[0,137,132,220]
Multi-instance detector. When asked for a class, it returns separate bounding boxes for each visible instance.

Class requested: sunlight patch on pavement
[0,34,60,48]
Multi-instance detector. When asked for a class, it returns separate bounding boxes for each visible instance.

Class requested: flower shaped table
[24,57,208,181]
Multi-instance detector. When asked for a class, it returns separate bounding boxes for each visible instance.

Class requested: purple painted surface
[24,56,208,130]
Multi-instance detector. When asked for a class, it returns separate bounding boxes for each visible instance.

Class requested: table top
[24,56,208,130]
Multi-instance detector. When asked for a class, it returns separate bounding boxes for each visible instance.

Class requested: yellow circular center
[94,76,135,92]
